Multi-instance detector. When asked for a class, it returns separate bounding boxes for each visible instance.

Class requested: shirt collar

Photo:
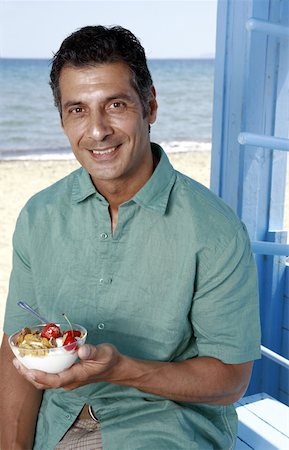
[132,143,176,215]
[72,143,176,215]
[72,168,97,204]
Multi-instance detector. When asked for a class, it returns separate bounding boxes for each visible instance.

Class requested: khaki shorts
[55,405,103,450]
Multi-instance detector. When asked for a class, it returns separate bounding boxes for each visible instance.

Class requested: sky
[0,0,218,59]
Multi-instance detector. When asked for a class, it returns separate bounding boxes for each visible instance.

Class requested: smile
[91,147,117,155]
[88,145,121,161]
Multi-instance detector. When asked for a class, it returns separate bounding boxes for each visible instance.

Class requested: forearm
[107,354,252,405]
[10,344,252,407]
[0,334,43,450]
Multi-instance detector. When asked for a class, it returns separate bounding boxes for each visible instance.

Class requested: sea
[0,58,214,160]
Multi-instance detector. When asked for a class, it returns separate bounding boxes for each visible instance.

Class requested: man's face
[59,62,157,189]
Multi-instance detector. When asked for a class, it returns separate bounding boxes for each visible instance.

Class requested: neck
[94,148,159,233]
[94,149,158,208]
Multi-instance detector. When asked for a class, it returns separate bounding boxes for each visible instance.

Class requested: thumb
[78,343,118,365]
[78,344,97,360]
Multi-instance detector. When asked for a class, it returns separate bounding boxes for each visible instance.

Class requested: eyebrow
[62,101,83,111]
[106,93,135,103]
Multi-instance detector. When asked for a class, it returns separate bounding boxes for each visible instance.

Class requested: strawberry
[41,323,62,339]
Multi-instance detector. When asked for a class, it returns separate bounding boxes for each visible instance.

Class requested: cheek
[121,117,147,139]
[64,123,85,145]
[113,113,143,132]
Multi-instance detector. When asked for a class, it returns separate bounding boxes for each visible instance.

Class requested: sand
[1,151,288,339]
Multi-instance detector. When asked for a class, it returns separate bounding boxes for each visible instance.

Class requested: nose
[86,109,113,142]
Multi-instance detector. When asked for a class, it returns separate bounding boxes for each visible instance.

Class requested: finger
[78,343,117,364]
[13,358,74,389]
[13,359,48,389]
[78,344,100,361]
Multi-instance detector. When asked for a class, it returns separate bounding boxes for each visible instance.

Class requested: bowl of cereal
[9,322,87,374]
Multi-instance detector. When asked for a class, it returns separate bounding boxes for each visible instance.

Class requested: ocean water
[0,58,214,160]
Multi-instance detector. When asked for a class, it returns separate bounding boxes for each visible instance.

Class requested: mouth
[88,145,121,160]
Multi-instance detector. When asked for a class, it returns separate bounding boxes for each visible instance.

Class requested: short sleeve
[3,207,39,336]
[191,222,261,364]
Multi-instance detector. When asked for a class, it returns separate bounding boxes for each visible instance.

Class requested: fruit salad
[9,322,87,373]
[15,323,84,357]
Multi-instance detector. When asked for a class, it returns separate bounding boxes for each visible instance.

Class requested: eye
[109,101,126,111]
[71,106,85,114]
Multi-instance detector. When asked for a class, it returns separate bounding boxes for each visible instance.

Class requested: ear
[148,86,158,124]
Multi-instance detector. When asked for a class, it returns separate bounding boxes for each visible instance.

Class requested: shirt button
[100,233,108,239]
[97,323,105,330]
[99,278,112,285]
[66,414,71,419]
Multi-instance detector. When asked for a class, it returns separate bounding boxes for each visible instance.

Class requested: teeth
[92,147,116,155]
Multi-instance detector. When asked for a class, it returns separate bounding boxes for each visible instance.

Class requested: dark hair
[49,25,153,116]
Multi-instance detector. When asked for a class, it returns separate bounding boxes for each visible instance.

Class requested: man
[0,26,261,450]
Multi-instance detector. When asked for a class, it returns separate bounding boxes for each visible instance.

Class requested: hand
[12,343,121,390]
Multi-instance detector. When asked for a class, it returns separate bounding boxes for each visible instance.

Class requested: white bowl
[9,323,87,374]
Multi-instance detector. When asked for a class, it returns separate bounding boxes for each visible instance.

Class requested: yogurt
[9,323,87,374]
[12,345,79,373]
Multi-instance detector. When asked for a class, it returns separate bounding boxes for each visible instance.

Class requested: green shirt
[4,143,261,450]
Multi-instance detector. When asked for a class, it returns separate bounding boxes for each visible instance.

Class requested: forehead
[59,62,136,99]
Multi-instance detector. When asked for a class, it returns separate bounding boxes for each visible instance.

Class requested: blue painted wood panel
[211,0,289,402]
[211,0,288,237]
[280,267,289,403]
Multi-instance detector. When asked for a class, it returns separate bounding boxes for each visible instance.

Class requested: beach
[0,151,212,336]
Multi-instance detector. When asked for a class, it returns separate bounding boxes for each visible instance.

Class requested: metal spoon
[17,300,49,324]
